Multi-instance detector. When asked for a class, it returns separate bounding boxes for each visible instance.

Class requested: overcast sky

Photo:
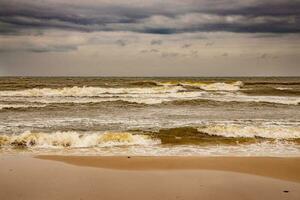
[0,0,299,76]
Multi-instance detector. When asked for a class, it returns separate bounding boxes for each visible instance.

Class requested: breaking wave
[0,86,185,97]
[130,81,160,87]
[159,81,244,91]
[242,87,300,96]
[0,81,298,107]
[0,93,299,106]
[198,125,300,139]
[149,126,300,146]
[0,92,299,106]
[0,81,244,99]
[276,87,294,91]
[200,94,300,105]
[0,104,46,110]
[198,81,243,91]
[0,131,159,148]
[1,126,299,154]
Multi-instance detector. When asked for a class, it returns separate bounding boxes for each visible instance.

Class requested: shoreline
[37,156,300,183]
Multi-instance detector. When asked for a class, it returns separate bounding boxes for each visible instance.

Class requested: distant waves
[0,81,299,106]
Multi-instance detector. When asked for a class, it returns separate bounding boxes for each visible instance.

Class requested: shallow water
[0,77,299,156]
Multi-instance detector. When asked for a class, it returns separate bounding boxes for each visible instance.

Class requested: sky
[0,0,299,76]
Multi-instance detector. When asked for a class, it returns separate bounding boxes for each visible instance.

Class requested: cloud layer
[0,0,299,35]
[0,0,299,76]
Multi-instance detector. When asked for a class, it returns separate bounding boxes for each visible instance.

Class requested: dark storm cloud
[212,1,300,16]
[0,0,299,35]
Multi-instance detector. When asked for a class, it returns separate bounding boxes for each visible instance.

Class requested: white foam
[3,141,299,157]
[276,87,293,90]
[1,90,298,105]
[0,81,298,106]
[199,81,243,91]
[160,81,244,91]
[0,91,204,105]
[205,93,300,105]
[0,131,159,148]
[0,86,185,97]
[198,124,300,139]
[0,104,46,110]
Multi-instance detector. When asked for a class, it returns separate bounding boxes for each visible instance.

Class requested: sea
[0,77,299,156]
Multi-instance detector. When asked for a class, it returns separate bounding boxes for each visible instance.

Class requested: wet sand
[1,155,300,200]
[38,156,300,183]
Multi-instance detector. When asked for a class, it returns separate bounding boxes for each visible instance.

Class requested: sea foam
[159,81,244,91]
[0,131,159,148]
[0,104,46,110]
[0,86,185,97]
[199,124,300,139]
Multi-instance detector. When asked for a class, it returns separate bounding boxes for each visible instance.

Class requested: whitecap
[198,124,300,139]
[0,86,185,97]
[1,131,160,148]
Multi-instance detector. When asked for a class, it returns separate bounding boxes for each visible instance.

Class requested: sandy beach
[1,155,300,200]
[1,0,300,198]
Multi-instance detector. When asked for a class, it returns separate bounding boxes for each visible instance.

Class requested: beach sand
[1,156,300,200]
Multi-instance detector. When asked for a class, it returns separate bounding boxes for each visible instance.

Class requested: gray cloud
[182,44,192,48]
[190,50,198,57]
[0,35,81,53]
[0,44,78,53]
[115,39,127,47]
[0,1,299,76]
[205,42,214,46]
[161,52,180,58]
[222,53,229,57]
[140,49,160,53]
[258,53,278,59]
[0,0,299,35]
[150,40,163,45]
[28,45,78,53]
[260,53,268,59]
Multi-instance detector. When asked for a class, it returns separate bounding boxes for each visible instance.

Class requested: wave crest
[198,125,300,139]
[0,131,159,148]
[159,81,244,91]
[198,81,243,91]
[0,104,46,110]
[0,86,185,97]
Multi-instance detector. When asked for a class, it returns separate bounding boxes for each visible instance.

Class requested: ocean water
[0,77,299,156]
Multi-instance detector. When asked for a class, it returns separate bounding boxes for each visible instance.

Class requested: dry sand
[0,155,300,200]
